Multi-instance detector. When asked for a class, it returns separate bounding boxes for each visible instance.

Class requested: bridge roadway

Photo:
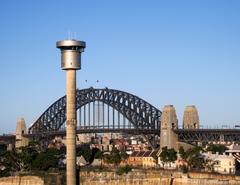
[27,128,240,142]
[174,129,240,143]
[2,128,240,144]
[0,135,16,144]
[25,127,160,139]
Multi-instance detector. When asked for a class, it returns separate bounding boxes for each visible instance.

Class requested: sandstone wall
[80,171,240,185]
[0,176,44,185]
[1,171,240,185]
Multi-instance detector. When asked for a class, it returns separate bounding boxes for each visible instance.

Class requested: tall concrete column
[66,70,77,185]
[57,40,86,185]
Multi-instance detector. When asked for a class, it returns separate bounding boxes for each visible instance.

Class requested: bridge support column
[160,105,178,151]
[57,40,86,185]
[15,118,29,148]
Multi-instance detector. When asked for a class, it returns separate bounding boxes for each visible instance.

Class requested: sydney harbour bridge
[27,87,240,146]
[1,87,240,149]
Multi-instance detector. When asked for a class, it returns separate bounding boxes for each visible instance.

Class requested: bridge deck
[26,128,160,138]
[174,129,240,142]
[0,135,16,144]
[2,128,240,144]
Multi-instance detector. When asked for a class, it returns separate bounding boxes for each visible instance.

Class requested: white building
[76,155,88,166]
[203,152,235,174]
[226,143,240,163]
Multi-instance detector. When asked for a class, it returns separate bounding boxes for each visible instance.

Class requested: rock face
[160,105,178,150]
[0,176,43,185]
[79,171,240,185]
[183,105,199,129]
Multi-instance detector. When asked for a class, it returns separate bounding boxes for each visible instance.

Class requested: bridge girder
[175,129,240,143]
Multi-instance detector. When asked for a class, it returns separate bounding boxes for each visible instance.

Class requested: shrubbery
[0,142,63,177]
[116,165,132,175]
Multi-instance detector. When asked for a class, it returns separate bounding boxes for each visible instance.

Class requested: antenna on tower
[67,30,75,40]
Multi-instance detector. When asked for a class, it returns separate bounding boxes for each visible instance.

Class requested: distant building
[127,151,157,168]
[77,134,92,144]
[142,151,158,168]
[226,143,240,163]
[76,155,88,166]
[203,152,236,174]
[183,105,199,129]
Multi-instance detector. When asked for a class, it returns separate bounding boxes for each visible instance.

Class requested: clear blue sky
[0,0,240,134]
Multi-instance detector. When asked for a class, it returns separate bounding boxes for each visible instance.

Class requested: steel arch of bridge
[29,88,161,142]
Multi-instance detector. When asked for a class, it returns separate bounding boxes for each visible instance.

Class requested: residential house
[203,152,236,174]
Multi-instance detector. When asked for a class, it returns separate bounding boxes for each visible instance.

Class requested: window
[216,160,221,165]
[194,123,197,129]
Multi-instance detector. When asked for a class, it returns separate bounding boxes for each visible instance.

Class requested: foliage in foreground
[206,144,228,155]
[159,147,177,167]
[0,141,63,177]
[116,165,132,175]
[103,146,128,166]
[179,146,211,172]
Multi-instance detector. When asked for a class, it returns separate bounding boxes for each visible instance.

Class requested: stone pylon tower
[183,105,199,129]
[15,118,29,148]
[160,105,178,150]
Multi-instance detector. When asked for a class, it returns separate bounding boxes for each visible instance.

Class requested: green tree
[116,165,132,175]
[0,144,6,154]
[0,145,38,173]
[120,150,129,161]
[104,146,121,166]
[76,144,93,163]
[160,147,177,167]
[94,150,104,167]
[206,144,227,154]
[83,148,92,163]
[32,148,60,171]
[179,146,187,161]
[181,146,205,171]
[204,158,216,172]
[95,150,104,159]
[188,153,205,170]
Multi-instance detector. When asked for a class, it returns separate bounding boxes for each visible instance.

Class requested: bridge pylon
[15,118,29,148]
[160,105,179,151]
[183,105,199,129]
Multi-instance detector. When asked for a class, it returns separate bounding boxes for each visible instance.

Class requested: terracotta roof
[130,150,157,157]
[143,151,152,157]
[131,151,139,157]
[150,151,158,157]
[137,151,146,157]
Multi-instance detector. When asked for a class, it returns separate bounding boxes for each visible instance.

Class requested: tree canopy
[0,142,63,177]
[206,144,228,154]
[160,147,177,166]
[178,146,205,171]
[103,146,124,166]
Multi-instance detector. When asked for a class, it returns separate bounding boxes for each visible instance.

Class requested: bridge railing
[177,124,240,130]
